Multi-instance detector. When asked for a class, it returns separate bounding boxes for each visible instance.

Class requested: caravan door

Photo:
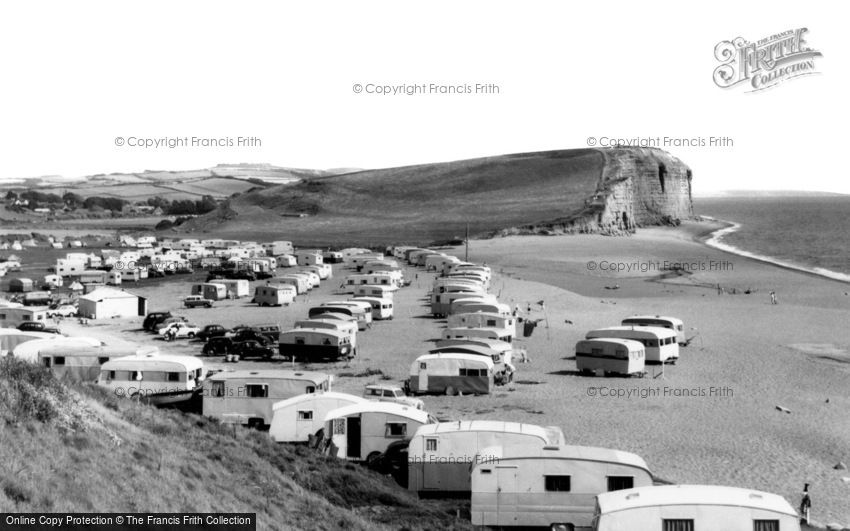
[422,436,441,490]
[347,416,361,459]
[495,466,518,527]
[418,362,428,393]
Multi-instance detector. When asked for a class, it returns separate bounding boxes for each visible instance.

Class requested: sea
[696,195,850,283]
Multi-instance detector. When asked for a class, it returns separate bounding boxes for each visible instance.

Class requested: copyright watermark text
[587,385,734,399]
[586,259,733,273]
[114,136,262,149]
[352,82,500,95]
[586,136,734,148]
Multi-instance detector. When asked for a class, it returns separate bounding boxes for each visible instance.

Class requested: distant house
[78,287,145,319]
[33,208,51,214]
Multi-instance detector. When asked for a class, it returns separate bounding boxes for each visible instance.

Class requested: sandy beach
[53,220,850,524]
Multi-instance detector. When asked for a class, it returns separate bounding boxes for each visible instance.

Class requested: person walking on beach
[770,290,778,305]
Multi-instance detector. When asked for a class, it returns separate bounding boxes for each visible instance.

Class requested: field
[0,163,316,203]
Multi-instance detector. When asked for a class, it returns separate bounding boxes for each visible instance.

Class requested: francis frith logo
[713,28,822,92]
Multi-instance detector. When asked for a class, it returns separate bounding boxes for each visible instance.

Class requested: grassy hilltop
[0,358,469,531]
[178,149,606,246]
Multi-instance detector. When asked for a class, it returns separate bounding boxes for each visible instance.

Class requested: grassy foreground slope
[0,358,468,531]
[179,149,605,246]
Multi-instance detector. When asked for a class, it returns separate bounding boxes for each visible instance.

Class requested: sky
[0,1,846,193]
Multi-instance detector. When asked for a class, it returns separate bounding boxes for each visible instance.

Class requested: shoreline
[698,216,850,285]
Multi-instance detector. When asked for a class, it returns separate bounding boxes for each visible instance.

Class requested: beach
[53,220,850,524]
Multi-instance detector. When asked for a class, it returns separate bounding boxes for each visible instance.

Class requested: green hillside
[0,358,469,531]
[179,149,605,246]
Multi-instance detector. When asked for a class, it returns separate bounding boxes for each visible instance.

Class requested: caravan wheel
[550,525,575,531]
[445,385,457,396]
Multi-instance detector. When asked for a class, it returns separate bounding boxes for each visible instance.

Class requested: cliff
[177,148,693,246]
[520,147,693,236]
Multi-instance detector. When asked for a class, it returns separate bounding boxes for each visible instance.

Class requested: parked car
[232,325,280,346]
[158,322,201,339]
[202,336,233,356]
[143,311,173,331]
[366,439,409,487]
[224,270,256,282]
[363,384,425,410]
[47,304,78,318]
[153,316,187,332]
[183,295,214,308]
[231,340,275,360]
[197,324,230,342]
[17,322,61,334]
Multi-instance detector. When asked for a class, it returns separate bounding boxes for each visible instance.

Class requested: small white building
[78,287,145,320]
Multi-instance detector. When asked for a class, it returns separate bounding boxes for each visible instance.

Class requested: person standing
[799,483,811,524]
[770,290,778,305]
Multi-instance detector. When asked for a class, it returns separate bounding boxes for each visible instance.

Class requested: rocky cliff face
[517,147,693,236]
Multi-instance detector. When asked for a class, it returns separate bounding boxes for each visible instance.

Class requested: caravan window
[753,521,779,531]
[295,337,306,345]
[460,368,486,376]
[42,358,52,368]
[333,418,346,435]
[419,362,427,370]
[211,381,225,397]
[297,410,313,420]
[245,384,268,398]
[662,520,694,531]
[606,476,634,491]
[544,475,571,492]
[486,319,496,327]
[305,386,316,394]
[385,423,407,437]
[98,357,109,365]
[425,438,437,452]
[52,357,65,366]
[167,372,181,382]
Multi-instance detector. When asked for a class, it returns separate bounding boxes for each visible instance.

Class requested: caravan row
[359,410,803,531]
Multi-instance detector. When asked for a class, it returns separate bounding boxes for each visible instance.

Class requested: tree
[62,192,83,207]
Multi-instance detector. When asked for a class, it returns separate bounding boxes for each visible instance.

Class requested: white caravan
[593,484,800,531]
[408,421,565,497]
[269,391,367,443]
[202,369,332,428]
[323,402,436,462]
[471,445,653,530]
[585,326,679,363]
